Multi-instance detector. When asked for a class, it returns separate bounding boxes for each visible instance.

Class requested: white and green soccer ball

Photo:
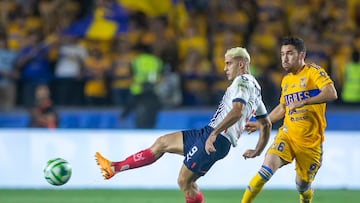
[43,158,72,186]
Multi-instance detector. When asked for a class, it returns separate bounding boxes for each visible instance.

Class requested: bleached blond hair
[225,47,251,64]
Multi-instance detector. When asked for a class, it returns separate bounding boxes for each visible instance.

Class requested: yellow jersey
[279,63,334,147]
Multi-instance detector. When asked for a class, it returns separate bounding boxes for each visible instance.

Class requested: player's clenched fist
[205,133,217,155]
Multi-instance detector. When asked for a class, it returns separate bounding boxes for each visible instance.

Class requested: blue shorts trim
[182,126,231,176]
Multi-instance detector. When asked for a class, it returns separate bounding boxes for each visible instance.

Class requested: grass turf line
[0,189,359,203]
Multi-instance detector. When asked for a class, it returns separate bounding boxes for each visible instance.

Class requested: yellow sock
[241,165,273,203]
[299,188,313,203]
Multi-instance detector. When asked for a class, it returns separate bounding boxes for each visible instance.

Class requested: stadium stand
[0,1,360,130]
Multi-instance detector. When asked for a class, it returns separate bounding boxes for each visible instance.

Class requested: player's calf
[297,182,313,203]
[241,165,273,203]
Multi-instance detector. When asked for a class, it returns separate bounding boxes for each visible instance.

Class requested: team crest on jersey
[300,77,306,88]
[283,83,288,92]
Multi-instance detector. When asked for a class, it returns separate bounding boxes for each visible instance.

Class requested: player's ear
[300,51,306,60]
[238,59,244,68]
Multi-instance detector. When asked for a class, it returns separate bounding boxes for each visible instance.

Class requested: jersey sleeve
[309,64,333,89]
[231,76,251,104]
[255,100,268,119]
[279,77,286,105]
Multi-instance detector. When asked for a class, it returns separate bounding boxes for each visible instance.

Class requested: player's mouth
[282,63,290,67]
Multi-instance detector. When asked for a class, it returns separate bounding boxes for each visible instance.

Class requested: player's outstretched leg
[95,152,115,179]
[111,148,156,172]
[95,148,156,179]
[95,132,183,180]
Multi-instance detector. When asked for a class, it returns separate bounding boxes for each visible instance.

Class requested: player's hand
[288,100,305,114]
[245,121,259,134]
[288,102,297,114]
[242,149,259,159]
[205,134,217,155]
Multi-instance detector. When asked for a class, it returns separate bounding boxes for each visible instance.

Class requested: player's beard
[282,62,293,73]
[283,58,301,74]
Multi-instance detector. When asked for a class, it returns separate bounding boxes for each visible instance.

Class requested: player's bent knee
[177,174,189,187]
[177,174,194,188]
[153,135,169,152]
[177,175,183,187]
[177,176,189,192]
[177,176,198,197]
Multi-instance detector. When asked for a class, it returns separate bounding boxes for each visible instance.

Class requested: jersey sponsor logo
[284,89,320,106]
[238,83,247,89]
[290,115,309,121]
[288,108,308,115]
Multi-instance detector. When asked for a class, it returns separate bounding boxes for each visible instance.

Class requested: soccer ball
[43,158,72,186]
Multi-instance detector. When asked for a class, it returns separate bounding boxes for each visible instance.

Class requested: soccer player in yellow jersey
[241,36,338,203]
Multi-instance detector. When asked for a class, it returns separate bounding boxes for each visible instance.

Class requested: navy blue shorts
[182,125,231,176]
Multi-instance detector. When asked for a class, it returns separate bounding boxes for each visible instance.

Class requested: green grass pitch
[0,189,359,203]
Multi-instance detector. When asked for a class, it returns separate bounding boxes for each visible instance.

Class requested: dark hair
[281,36,306,53]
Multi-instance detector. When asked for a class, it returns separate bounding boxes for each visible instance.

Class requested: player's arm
[245,103,285,133]
[288,83,338,113]
[243,115,271,159]
[205,101,244,155]
[268,103,286,123]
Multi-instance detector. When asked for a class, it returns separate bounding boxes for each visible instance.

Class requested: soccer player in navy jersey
[95,47,271,203]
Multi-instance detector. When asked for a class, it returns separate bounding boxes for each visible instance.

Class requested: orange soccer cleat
[95,152,115,179]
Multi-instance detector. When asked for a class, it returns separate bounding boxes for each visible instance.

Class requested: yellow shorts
[266,131,322,182]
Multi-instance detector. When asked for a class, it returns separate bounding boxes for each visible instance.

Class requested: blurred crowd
[0,0,360,115]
